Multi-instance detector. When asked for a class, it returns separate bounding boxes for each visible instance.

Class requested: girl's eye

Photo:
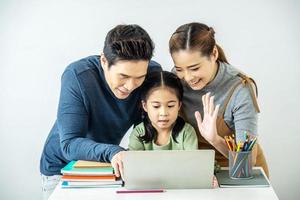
[175,68,182,72]
[168,105,175,108]
[153,105,160,109]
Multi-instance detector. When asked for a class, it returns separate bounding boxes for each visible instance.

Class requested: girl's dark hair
[169,22,228,64]
[103,24,154,67]
[139,71,185,143]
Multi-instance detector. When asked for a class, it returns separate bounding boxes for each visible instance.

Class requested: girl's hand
[194,93,220,144]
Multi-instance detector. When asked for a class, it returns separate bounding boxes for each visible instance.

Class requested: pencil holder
[228,150,253,179]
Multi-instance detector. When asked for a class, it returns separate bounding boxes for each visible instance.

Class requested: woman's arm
[195,92,258,164]
[229,83,259,164]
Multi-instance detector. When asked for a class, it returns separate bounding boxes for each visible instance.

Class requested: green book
[61,161,114,176]
[215,168,270,188]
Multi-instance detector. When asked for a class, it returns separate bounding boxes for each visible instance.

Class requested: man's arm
[57,69,124,162]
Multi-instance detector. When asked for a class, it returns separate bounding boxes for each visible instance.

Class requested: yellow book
[74,160,112,168]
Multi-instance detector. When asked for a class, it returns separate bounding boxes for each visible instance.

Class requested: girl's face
[142,87,181,132]
[171,49,218,90]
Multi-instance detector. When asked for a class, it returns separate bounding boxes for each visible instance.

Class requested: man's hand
[111,151,125,178]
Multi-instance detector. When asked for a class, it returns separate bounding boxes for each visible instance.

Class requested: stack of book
[60,160,123,188]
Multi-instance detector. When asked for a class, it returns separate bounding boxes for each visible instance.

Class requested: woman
[169,22,269,177]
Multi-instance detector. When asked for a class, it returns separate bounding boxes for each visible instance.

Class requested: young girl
[128,71,198,150]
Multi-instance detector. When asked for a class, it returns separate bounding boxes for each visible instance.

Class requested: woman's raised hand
[194,93,220,144]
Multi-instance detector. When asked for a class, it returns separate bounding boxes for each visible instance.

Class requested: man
[40,24,161,199]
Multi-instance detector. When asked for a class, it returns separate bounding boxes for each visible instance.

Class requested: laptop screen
[123,150,215,189]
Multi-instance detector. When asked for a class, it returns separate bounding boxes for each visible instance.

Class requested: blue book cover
[61,181,122,188]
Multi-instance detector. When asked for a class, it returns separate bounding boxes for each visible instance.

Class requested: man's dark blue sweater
[40,55,161,175]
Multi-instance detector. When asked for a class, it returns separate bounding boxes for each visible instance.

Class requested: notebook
[74,160,112,168]
[123,150,215,189]
[61,181,122,188]
[61,161,114,176]
[61,175,116,181]
[215,168,270,188]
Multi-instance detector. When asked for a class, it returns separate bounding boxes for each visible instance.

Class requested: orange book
[62,175,116,182]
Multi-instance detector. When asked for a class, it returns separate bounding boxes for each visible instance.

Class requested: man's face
[101,56,149,99]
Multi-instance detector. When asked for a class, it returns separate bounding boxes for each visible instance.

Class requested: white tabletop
[49,183,279,200]
[50,167,278,200]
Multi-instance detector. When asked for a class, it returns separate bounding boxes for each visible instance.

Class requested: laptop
[123,150,215,189]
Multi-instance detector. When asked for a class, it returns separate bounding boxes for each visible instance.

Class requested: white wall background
[0,0,299,199]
